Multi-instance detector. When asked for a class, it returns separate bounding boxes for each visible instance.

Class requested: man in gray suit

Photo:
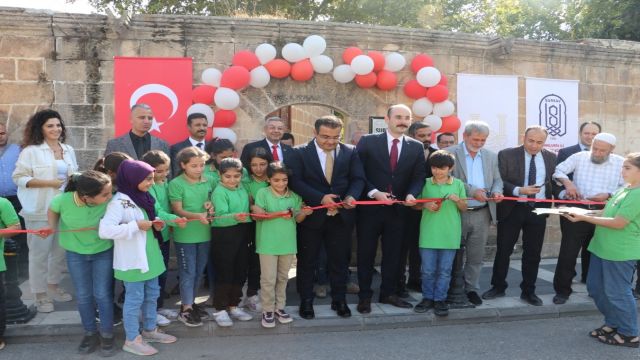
[105,103,170,159]
[445,120,503,306]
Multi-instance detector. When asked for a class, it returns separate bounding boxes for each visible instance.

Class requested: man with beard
[552,132,625,304]
[170,113,209,176]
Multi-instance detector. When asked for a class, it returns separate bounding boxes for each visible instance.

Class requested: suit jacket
[445,143,503,223]
[105,132,170,160]
[240,139,293,168]
[497,146,557,221]
[170,138,195,176]
[556,143,584,181]
[356,132,426,201]
[288,140,366,229]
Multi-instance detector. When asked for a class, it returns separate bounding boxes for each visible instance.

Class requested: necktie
[324,150,333,184]
[528,153,537,204]
[196,142,203,149]
[271,144,279,161]
[389,139,399,172]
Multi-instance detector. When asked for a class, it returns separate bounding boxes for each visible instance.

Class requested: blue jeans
[123,278,160,341]
[175,242,210,306]
[66,249,114,335]
[587,254,638,336]
[420,248,456,301]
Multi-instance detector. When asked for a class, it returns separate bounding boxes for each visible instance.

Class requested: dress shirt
[463,142,486,208]
[554,151,625,199]
[0,143,20,196]
[189,137,205,149]
[266,139,283,161]
[367,132,405,198]
[513,151,546,201]
[129,131,150,159]
[314,140,338,176]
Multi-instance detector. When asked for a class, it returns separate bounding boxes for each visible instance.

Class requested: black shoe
[520,293,543,306]
[193,302,210,320]
[552,295,568,305]
[77,333,100,354]
[397,288,410,299]
[357,298,371,314]
[466,291,483,305]
[99,334,116,357]
[331,301,352,318]
[481,287,506,300]
[299,299,315,320]
[406,281,422,293]
[178,307,203,327]
[379,295,412,309]
[433,301,449,316]
[413,299,434,313]
[113,304,123,326]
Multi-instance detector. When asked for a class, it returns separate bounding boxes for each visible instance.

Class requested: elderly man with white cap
[551,132,625,304]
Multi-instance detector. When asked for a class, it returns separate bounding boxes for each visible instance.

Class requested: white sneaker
[243,295,262,313]
[156,313,171,327]
[229,307,253,321]
[35,298,54,313]
[157,308,178,320]
[212,310,233,327]
[141,327,177,344]
[50,288,73,302]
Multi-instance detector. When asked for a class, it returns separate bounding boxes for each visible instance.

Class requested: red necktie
[389,139,399,172]
[272,144,279,161]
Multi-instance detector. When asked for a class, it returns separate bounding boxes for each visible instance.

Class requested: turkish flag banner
[114,57,193,145]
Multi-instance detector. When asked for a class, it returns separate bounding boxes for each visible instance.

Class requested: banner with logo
[525,77,579,153]
[456,74,519,152]
[114,57,193,145]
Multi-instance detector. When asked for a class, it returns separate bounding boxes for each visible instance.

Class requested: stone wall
[1,7,640,257]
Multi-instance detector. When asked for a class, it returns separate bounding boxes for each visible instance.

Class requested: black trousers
[553,217,595,297]
[297,216,352,302]
[398,209,422,289]
[157,240,170,308]
[0,273,5,337]
[211,223,249,310]
[491,204,547,295]
[246,223,260,297]
[357,205,407,300]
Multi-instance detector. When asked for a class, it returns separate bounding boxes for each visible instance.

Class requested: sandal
[589,325,616,338]
[598,331,640,348]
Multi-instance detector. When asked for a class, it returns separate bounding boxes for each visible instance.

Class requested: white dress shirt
[266,139,283,161]
[554,151,625,199]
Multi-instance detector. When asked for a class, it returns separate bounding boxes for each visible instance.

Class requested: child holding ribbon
[0,196,21,351]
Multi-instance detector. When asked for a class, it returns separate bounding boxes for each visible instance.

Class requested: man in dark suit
[105,103,170,159]
[555,121,601,284]
[169,113,209,175]
[240,117,293,168]
[355,104,426,313]
[483,126,557,306]
[288,116,365,319]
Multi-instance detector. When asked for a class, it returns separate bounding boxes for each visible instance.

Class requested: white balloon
[255,43,277,65]
[416,66,441,87]
[214,87,240,110]
[332,64,356,84]
[310,55,333,74]
[350,55,374,75]
[423,114,443,132]
[213,127,237,144]
[433,100,455,117]
[303,35,327,58]
[249,66,271,88]
[411,98,434,117]
[384,52,406,72]
[187,103,215,127]
[201,68,222,87]
[282,43,307,63]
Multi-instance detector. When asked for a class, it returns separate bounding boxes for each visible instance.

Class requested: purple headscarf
[116,160,157,221]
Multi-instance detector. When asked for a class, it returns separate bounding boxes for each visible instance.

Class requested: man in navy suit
[240,117,293,168]
[355,104,426,313]
[169,112,209,175]
[288,116,366,319]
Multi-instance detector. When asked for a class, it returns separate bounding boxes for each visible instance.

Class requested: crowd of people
[0,103,638,355]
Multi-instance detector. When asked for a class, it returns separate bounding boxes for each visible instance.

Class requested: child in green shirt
[0,196,21,351]
[204,138,250,190]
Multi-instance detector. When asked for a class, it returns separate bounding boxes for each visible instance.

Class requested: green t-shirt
[0,197,20,272]
[211,185,251,227]
[589,186,640,261]
[149,181,177,242]
[204,165,250,190]
[419,177,466,249]
[114,209,166,282]
[254,187,302,255]
[49,192,112,255]
[168,174,212,244]
[245,177,269,201]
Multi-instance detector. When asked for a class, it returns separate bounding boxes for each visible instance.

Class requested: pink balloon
[355,72,377,88]
[220,66,251,90]
[411,54,434,73]
[291,59,314,82]
[376,70,397,91]
[426,85,449,103]
[232,50,261,71]
[214,110,237,127]
[368,51,385,72]
[191,85,216,104]
[343,47,363,65]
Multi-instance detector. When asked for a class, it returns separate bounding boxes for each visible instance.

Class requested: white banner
[456,74,519,152]
[525,77,579,154]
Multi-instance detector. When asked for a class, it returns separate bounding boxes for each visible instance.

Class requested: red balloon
[376,70,397,91]
[368,51,385,72]
[438,75,448,86]
[426,84,449,103]
[291,59,314,82]
[403,79,427,99]
[191,85,216,104]
[214,110,237,128]
[440,115,461,133]
[264,59,291,79]
[220,66,251,90]
[355,72,377,88]
[232,50,261,71]
[411,54,434,73]
[343,47,363,65]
